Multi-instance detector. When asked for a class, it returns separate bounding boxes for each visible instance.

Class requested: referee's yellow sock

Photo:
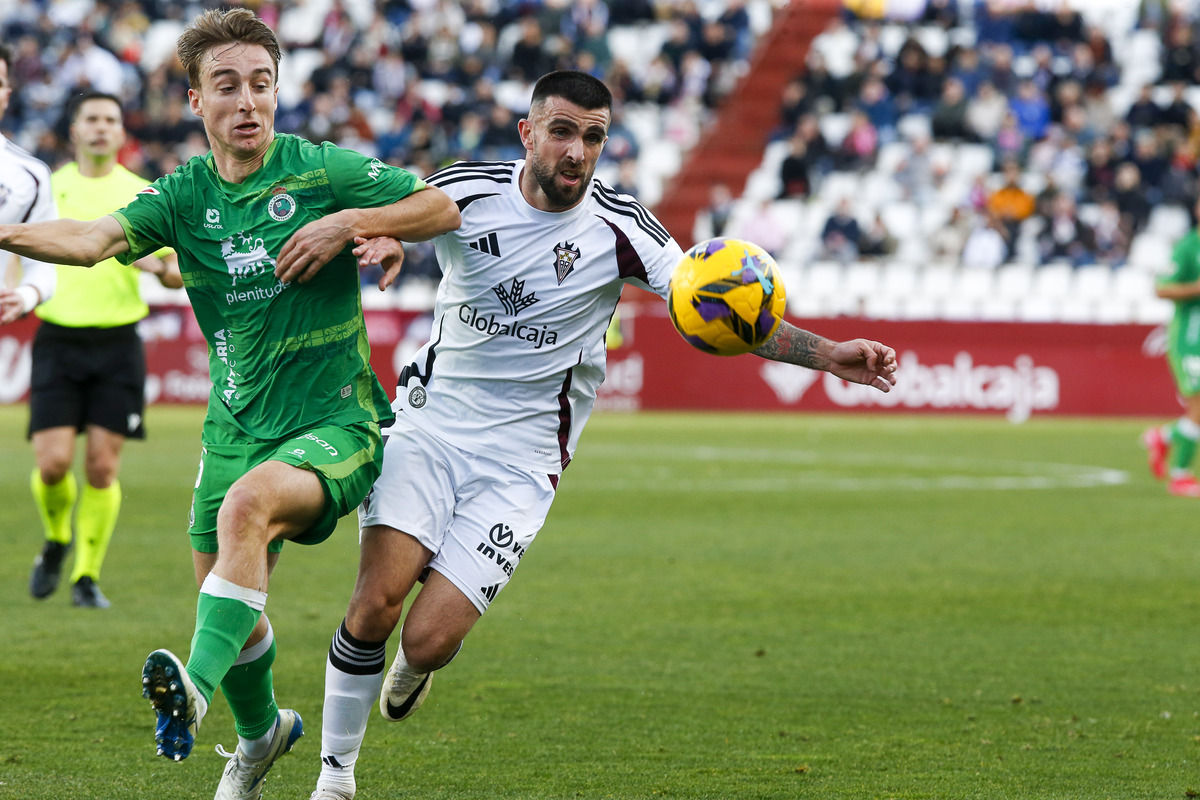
[31,469,76,546]
[70,481,121,584]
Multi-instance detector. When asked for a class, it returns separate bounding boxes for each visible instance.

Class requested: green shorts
[188,420,383,554]
[1167,328,1200,397]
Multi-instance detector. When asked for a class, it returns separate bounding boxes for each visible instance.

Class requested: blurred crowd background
[2,0,1199,322]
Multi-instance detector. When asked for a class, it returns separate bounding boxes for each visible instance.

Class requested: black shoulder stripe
[431,172,510,190]
[592,182,670,242]
[17,166,42,223]
[590,189,670,246]
[427,160,515,186]
[456,193,499,211]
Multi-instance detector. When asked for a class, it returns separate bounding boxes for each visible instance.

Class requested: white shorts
[359,414,558,613]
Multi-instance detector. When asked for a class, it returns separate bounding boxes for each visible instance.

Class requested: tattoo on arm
[753,323,826,369]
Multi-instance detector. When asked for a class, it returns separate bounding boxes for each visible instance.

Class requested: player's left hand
[827,339,898,393]
[275,217,354,284]
[352,236,407,291]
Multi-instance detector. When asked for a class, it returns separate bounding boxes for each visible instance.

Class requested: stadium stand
[0,0,1192,324]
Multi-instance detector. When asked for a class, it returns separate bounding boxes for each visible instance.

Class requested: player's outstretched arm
[0,216,129,267]
[275,186,460,285]
[753,321,898,393]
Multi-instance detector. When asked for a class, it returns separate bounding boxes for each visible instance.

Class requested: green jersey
[112,133,416,440]
[1163,230,1200,347]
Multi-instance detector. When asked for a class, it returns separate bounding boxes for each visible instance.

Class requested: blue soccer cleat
[141,648,200,761]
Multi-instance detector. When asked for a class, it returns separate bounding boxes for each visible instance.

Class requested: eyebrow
[208,67,274,82]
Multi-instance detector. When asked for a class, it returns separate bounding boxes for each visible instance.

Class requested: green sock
[31,469,76,546]
[70,481,121,584]
[187,590,263,705]
[221,634,279,740]
[1170,422,1198,473]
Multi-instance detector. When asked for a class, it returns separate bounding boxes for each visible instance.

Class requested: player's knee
[215,483,272,543]
[400,624,464,673]
[346,584,406,639]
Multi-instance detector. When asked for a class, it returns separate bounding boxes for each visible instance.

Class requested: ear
[188,88,203,118]
[517,118,534,152]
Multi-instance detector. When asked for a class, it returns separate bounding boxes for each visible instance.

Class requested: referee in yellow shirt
[0,91,181,607]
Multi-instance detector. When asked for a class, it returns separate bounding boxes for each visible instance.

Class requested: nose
[565,135,584,164]
[238,84,256,111]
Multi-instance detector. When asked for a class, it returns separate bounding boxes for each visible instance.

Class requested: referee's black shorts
[28,321,147,440]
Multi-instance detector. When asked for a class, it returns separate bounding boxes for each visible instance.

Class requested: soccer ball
[667,238,787,356]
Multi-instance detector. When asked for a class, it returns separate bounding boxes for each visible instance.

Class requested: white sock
[239,716,278,760]
[319,621,386,791]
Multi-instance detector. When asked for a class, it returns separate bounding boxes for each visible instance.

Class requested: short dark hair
[530,70,612,114]
[69,91,123,124]
[0,42,12,72]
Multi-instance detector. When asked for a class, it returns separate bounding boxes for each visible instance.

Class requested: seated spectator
[858,212,897,259]
[778,133,813,199]
[1009,80,1051,141]
[986,160,1037,243]
[1113,162,1152,234]
[1159,81,1192,131]
[1084,137,1119,202]
[1125,84,1160,130]
[793,113,833,177]
[887,39,938,116]
[820,198,862,262]
[699,183,735,238]
[1037,193,1097,266]
[931,77,973,141]
[777,77,813,137]
[1130,130,1168,204]
[950,46,986,96]
[894,133,939,204]
[1161,24,1199,84]
[1092,199,1131,267]
[611,158,639,196]
[984,42,1017,97]
[991,111,1028,168]
[837,110,879,171]
[931,206,975,261]
[735,199,788,257]
[966,80,1008,142]
[856,77,897,142]
[960,212,1011,269]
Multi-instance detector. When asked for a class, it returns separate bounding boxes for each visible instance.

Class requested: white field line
[574,445,1129,492]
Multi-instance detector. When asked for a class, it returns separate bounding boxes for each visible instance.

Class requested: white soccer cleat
[378,650,432,722]
[213,709,304,800]
[309,789,355,800]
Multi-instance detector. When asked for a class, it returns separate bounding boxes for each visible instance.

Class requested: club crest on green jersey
[267,187,296,222]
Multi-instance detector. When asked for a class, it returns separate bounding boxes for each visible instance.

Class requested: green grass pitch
[1,405,1198,799]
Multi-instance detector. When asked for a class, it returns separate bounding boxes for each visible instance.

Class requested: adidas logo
[468,232,501,257]
[481,583,500,603]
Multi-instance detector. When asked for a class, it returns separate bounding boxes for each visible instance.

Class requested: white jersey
[0,134,57,294]
[396,159,684,474]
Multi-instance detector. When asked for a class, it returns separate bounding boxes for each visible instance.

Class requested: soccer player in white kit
[310,70,899,800]
[0,43,56,309]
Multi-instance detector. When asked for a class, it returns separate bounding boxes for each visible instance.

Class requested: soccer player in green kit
[1144,196,1200,498]
[0,8,460,799]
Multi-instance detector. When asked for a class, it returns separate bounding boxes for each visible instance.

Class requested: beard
[528,153,589,210]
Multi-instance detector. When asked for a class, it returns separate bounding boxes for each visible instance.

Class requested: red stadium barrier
[0,304,1180,420]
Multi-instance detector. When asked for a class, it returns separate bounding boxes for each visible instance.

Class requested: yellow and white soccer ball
[667,238,787,356]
